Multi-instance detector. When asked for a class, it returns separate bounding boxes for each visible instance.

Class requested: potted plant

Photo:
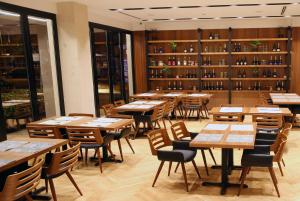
[162,65,171,78]
[249,40,261,52]
[169,41,177,53]
[252,67,259,77]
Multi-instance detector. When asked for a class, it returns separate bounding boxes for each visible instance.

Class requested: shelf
[201,78,229,81]
[201,90,228,92]
[231,78,286,81]
[0,55,24,58]
[231,38,289,42]
[148,66,198,69]
[148,53,198,56]
[201,52,229,55]
[149,78,198,81]
[200,39,229,42]
[231,90,286,93]
[231,65,287,68]
[201,65,228,68]
[232,51,288,55]
[150,89,197,93]
[148,40,198,43]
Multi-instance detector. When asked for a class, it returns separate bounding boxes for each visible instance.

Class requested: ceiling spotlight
[117,8,123,11]
[261,16,267,18]
[285,15,291,18]
[192,18,198,20]
[169,19,175,21]
[237,16,243,19]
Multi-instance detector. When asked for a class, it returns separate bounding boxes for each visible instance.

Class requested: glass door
[0,10,32,133]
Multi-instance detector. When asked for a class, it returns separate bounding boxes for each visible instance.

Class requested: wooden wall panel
[291,27,300,94]
[133,31,147,93]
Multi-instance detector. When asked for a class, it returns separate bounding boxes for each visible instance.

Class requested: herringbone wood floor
[8,117,300,201]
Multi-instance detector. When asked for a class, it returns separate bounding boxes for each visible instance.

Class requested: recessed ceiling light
[237,16,243,19]
[285,15,291,18]
[192,18,198,20]
[169,19,175,21]
[215,17,220,19]
[117,8,123,11]
[261,16,267,18]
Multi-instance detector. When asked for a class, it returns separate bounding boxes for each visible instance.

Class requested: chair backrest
[67,127,103,146]
[182,97,202,107]
[252,114,283,129]
[255,105,278,108]
[213,113,243,122]
[0,159,44,201]
[114,100,125,107]
[273,139,287,162]
[45,143,80,176]
[27,125,61,139]
[171,121,190,140]
[102,104,115,116]
[147,129,172,156]
[151,104,165,121]
[164,100,176,115]
[68,113,94,117]
[272,125,291,153]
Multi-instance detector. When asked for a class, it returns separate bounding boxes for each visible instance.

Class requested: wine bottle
[212,69,216,78]
[177,58,181,66]
[273,69,277,78]
[172,56,176,66]
[183,47,188,53]
[189,44,194,53]
[279,56,283,65]
[272,43,276,52]
[168,81,171,90]
[209,33,213,40]
[236,82,239,90]
[204,69,207,78]
[167,57,172,66]
[179,81,183,90]
[281,81,284,90]
[208,56,212,65]
[276,43,280,51]
[183,56,187,66]
[263,70,267,78]
[151,70,154,78]
[238,70,242,78]
[160,70,163,78]
[242,70,246,78]
[238,43,241,52]
[223,43,227,52]
[216,81,219,90]
[173,81,177,90]
[258,82,261,90]
[243,57,247,65]
[155,70,158,78]
[203,57,207,65]
[276,81,281,91]
[220,81,224,90]
[236,58,240,65]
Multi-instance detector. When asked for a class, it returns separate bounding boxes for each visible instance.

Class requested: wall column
[56,2,95,115]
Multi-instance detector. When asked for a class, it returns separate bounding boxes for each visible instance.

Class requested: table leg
[203,148,247,195]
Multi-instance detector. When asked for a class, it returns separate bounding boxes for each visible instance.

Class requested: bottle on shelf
[177,58,181,66]
[263,70,267,78]
[273,69,278,78]
[189,44,194,53]
[216,81,219,90]
[220,81,224,90]
[159,70,163,78]
[239,81,242,90]
[188,57,191,66]
[183,56,187,66]
[237,70,242,78]
[172,56,176,66]
[209,33,213,40]
[276,43,281,52]
[173,81,177,90]
[267,69,272,78]
[279,56,283,65]
[212,69,216,78]
[168,81,172,90]
[269,56,274,65]
[167,57,172,66]
[151,70,154,78]
[159,46,164,53]
[153,46,157,53]
[242,70,246,78]
[155,69,158,78]
[258,82,261,90]
[208,56,212,65]
[272,43,277,52]
[223,44,227,52]
[204,69,207,78]
[183,47,188,53]
[236,58,241,65]
[179,81,183,90]
[281,81,285,90]
[276,81,281,91]
[235,82,239,90]
[243,57,247,65]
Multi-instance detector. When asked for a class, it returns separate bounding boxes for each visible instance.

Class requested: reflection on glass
[93,28,110,114]
[28,16,60,119]
[0,10,32,131]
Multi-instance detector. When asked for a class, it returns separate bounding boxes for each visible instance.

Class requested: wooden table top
[270,93,300,105]
[190,122,257,149]
[0,138,67,172]
[114,100,167,113]
[28,116,133,131]
[210,106,292,116]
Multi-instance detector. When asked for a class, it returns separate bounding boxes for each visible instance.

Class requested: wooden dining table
[28,116,133,162]
[190,122,257,195]
[210,106,292,116]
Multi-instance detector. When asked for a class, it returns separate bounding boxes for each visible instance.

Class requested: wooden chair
[102,103,132,119]
[147,129,201,192]
[150,104,166,129]
[68,113,94,117]
[0,159,44,201]
[252,114,283,132]
[42,143,82,201]
[67,127,108,173]
[181,97,204,120]
[162,100,176,128]
[171,121,217,175]
[114,99,125,107]
[27,125,62,139]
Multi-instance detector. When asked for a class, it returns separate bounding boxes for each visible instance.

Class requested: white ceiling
[2,0,300,30]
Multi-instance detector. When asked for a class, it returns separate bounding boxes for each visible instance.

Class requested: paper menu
[80,122,112,127]
[194,134,223,142]
[257,107,281,113]
[93,118,122,123]
[0,159,14,166]
[129,101,148,104]
[219,107,243,113]
[226,134,253,143]
[38,120,68,125]
[147,101,164,105]
[55,116,83,121]
[230,124,254,131]
[10,142,53,153]
[0,140,29,151]
[163,93,181,97]
[188,94,206,97]
[118,104,138,109]
[203,124,229,131]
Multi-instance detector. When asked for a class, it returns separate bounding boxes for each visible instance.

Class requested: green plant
[249,40,262,48]
[162,65,171,77]
[252,67,259,77]
[169,41,177,52]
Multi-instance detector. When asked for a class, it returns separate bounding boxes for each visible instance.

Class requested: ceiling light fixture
[0,10,20,17]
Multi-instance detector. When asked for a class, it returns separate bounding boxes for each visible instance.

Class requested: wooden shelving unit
[145,27,292,106]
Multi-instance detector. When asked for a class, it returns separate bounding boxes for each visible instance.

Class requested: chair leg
[268,167,280,197]
[125,137,135,154]
[208,148,217,165]
[25,194,32,201]
[281,158,286,167]
[174,162,180,173]
[96,148,103,173]
[181,162,189,192]
[201,149,209,176]
[85,148,88,165]
[162,118,167,129]
[117,139,124,161]
[168,161,172,176]
[167,116,172,125]
[192,160,201,180]
[45,179,48,193]
[277,161,284,176]
[152,161,165,187]
[49,179,57,201]
[238,167,248,196]
[66,171,83,196]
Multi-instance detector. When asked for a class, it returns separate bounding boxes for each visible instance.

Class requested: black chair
[238,143,285,197]
[147,129,201,192]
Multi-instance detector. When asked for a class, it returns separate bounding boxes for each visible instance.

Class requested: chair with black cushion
[114,99,125,107]
[147,129,201,192]
[0,159,44,201]
[67,127,114,173]
[171,121,217,175]
[238,140,287,197]
[111,127,135,162]
[252,114,283,140]
[42,143,82,201]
